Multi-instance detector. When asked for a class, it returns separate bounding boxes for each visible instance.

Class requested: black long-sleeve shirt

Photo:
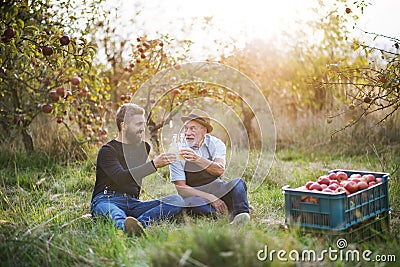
[91,139,157,200]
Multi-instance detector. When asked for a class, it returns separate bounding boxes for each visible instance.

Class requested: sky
[107,0,399,60]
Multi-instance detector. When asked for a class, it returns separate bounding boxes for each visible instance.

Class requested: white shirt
[169,134,226,182]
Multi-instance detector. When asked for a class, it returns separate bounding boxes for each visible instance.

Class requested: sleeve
[211,137,226,161]
[169,160,186,182]
[97,145,157,187]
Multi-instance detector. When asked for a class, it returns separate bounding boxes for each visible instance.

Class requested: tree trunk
[21,129,34,153]
[147,118,160,154]
[242,109,261,149]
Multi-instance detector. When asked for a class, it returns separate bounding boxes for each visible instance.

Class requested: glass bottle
[168,134,178,158]
[178,133,186,160]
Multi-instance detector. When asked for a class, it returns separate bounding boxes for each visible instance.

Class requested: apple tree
[325,28,400,134]
[115,35,193,152]
[0,0,110,153]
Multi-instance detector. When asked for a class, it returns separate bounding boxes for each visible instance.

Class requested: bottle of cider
[178,133,186,160]
[168,134,178,157]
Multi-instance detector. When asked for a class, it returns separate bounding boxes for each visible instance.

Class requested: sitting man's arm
[179,149,225,177]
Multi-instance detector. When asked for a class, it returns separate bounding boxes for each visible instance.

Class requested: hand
[153,153,176,168]
[210,198,228,213]
[179,148,200,162]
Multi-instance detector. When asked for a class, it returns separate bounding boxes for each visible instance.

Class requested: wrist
[151,160,158,169]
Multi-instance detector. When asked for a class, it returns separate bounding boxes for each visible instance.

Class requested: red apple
[80,87,89,95]
[340,180,349,187]
[322,188,334,193]
[71,76,81,85]
[328,184,339,191]
[375,177,382,183]
[317,175,330,185]
[56,117,63,123]
[362,174,375,183]
[309,182,322,191]
[4,28,15,39]
[172,89,180,95]
[320,184,328,189]
[143,41,150,48]
[364,96,372,103]
[349,178,361,183]
[42,46,53,56]
[305,181,314,190]
[59,35,70,45]
[350,173,362,179]
[49,91,60,102]
[56,87,65,96]
[41,104,53,113]
[357,181,368,191]
[336,172,348,181]
[345,181,358,194]
[368,181,377,187]
[328,172,337,181]
[335,187,346,194]
[329,180,339,185]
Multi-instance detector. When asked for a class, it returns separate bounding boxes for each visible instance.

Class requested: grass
[1,146,399,267]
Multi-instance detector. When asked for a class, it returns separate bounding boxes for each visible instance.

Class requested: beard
[124,128,144,144]
[185,136,199,148]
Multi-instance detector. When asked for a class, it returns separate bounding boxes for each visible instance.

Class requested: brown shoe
[124,217,146,237]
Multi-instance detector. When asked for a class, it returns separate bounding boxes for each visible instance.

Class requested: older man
[169,109,250,224]
[91,103,184,237]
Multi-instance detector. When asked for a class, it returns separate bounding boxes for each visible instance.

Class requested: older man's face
[183,120,207,148]
[122,114,145,144]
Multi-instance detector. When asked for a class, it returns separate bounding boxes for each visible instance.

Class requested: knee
[184,196,209,207]
[163,194,185,207]
[233,178,247,191]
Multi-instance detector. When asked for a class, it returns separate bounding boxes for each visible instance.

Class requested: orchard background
[1,0,399,266]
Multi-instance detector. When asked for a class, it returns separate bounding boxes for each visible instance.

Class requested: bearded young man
[90,103,184,237]
[169,109,250,225]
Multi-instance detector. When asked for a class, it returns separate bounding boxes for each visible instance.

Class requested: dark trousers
[184,178,249,218]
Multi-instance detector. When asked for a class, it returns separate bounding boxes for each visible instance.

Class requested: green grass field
[1,148,399,266]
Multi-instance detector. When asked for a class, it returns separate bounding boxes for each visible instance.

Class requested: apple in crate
[309,182,323,191]
[350,173,362,179]
[328,172,338,181]
[362,174,376,183]
[329,179,339,185]
[336,171,348,182]
[317,175,330,185]
[322,188,334,193]
[328,184,339,191]
[357,181,369,190]
[345,181,358,194]
[305,181,314,190]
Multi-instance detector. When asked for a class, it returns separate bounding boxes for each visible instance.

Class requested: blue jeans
[184,178,249,218]
[90,192,184,231]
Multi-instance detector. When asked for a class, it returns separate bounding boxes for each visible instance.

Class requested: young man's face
[122,114,146,144]
[183,120,207,148]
